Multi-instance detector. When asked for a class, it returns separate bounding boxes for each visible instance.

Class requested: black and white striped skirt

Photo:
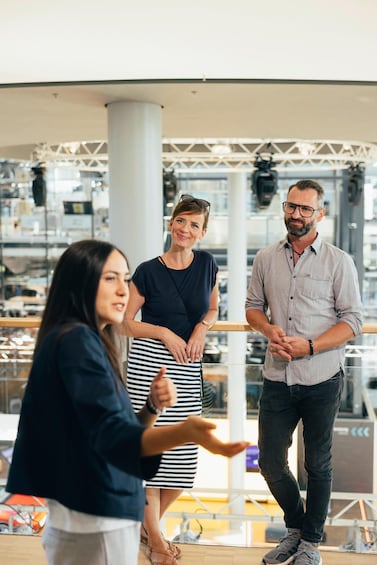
[126,338,202,489]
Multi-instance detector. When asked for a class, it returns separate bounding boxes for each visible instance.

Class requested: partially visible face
[96,250,130,329]
[169,211,206,248]
[284,187,325,238]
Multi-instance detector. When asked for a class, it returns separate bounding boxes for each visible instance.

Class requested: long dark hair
[36,239,128,378]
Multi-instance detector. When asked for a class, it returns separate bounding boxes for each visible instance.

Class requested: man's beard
[285,217,314,237]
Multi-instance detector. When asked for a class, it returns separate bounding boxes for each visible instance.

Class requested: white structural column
[107,101,163,269]
[227,172,248,525]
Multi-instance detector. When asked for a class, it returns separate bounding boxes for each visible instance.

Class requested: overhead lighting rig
[31,162,47,207]
[346,162,365,206]
[33,139,377,173]
[251,154,278,209]
[162,168,177,213]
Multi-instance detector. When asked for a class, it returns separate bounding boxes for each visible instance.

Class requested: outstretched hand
[149,367,177,411]
[141,413,249,458]
[182,415,250,457]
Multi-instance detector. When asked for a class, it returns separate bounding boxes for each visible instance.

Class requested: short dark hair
[171,197,210,229]
[288,179,325,208]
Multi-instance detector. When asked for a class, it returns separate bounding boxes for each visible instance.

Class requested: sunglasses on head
[179,194,211,210]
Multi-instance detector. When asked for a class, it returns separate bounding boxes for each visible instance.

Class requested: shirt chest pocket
[300,276,332,300]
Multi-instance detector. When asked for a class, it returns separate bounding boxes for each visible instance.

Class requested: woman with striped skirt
[124,195,219,565]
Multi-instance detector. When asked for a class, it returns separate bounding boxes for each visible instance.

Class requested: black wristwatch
[145,395,163,415]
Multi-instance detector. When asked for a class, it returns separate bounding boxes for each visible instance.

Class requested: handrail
[0,317,41,328]
[0,317,376,333]
[212,321,377,334]
[1,316,376,550]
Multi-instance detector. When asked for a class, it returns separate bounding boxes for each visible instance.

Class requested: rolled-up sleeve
[333,252,363,337]
[245,250,268,313]
[243,237,363,385]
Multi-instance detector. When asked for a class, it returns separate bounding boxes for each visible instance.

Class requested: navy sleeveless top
[132,250,218,342]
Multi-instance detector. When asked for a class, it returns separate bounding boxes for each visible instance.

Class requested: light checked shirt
[245,234,363,386]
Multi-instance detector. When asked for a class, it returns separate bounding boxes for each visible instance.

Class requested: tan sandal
[141,525,181,560]
[140,523,149,551]
[147,547,179,565]
[164,539,182,559]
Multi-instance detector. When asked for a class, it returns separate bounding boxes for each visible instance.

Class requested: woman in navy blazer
[7,239,248,565]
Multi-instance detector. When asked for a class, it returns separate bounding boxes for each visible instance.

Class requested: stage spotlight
[251,155,278,209]
[31,163,47,207]
[163,168,177,213]
[346,163,364,206]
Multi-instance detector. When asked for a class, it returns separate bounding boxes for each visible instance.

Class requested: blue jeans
[258,371,343,544]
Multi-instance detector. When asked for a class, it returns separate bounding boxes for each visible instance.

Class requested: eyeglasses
[282,201,321,218]
[179,194,211,210]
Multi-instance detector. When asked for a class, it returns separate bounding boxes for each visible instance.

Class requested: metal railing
[0,317,376,552]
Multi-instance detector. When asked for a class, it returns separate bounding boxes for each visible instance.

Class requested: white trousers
[42,522,140,565]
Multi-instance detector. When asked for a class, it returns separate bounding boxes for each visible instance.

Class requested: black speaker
[163,169,177,214]
[31,166,46,207]
[252,157,278,209]
[347,164,364,206]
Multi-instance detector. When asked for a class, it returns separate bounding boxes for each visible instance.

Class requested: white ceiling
[1,1,377,163]
[2,81,377,161]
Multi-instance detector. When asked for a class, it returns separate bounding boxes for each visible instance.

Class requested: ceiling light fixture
[162,168,177,214]
[346,162,365,206]
[296,142,316,156]
[210,143,232,155]
[251,154,278,209]
[63,142,81,155]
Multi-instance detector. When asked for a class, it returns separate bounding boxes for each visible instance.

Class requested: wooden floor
[1,534,376,565]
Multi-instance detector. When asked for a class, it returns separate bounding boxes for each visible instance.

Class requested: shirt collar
[281,232,322,255]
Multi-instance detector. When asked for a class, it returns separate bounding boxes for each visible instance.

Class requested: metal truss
[162,139,377,172]
[32,139,377,173]
[31,141,109,172]
[165,488,377,553]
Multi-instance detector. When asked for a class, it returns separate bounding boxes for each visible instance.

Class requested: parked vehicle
[0,492,47,534]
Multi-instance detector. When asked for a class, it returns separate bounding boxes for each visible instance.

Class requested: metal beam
[31,139,377,173]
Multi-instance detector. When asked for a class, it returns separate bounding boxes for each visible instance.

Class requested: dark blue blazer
[6,324,161,521]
